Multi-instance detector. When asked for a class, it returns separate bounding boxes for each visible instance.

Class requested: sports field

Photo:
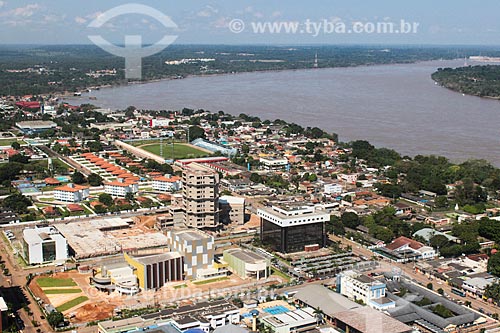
[140,143,209,159]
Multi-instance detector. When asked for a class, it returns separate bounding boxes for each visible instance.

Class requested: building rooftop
[224,248,267,264]
[334,307,412,333]
[23,226,65,245]
[130,251,182,265]
[294,285,362,315]
[219,195,245,205]
[172,229,212,242]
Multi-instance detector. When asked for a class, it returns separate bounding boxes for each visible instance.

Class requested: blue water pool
[263,305,290,315]
[55,176,70,182]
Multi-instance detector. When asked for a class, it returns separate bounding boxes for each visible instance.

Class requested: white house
[104,178,138,197]
[53,183,89,202]
[152,175,182,192]
[324,183,343,195]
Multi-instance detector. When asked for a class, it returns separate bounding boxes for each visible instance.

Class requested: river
[66,59,500,166]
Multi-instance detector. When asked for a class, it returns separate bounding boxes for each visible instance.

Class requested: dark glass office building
[258,205,328,253]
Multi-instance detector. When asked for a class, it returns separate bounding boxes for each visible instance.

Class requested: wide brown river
[67,59,500,165]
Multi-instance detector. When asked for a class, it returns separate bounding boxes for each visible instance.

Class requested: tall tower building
[182,162,220,228]
[313,52,319,68]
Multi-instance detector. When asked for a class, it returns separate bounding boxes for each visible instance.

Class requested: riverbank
[62,59,500,166]
[59,57,456,101]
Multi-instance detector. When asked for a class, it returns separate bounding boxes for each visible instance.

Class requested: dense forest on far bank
[432,65,500,98]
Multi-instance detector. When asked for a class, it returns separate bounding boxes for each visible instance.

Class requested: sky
[1,0,500,45]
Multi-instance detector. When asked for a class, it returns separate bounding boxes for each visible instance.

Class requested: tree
[2,193,31,214]
[47,311,64,328]
[427,282,433,290]
[437,288,444,295]
[10,141,20,150]
[94,205,107,214]
[86,140,102,152]
[125,192,135,201]
[488,252,500,277]
[87,173,103,186]
[71,171,86,184]
[250,173,262,183]
[188,125,205,141]
[341,212,361,229]
[98,193,113,206]
[9,154,29,164]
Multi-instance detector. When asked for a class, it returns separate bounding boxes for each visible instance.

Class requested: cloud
[8,3,39,17]
[197,5,218,18]
[0,1,5,9]
[74,16,86,24]
[74,11,102,25]
[271,11,282,18]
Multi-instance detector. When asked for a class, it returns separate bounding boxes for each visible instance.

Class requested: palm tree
[313,306,324,325]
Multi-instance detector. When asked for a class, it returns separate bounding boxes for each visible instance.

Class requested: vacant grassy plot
[271,268,291,282]
[193,277,229,285]
[0,138,24,146]
[37,277,77,288]
[44,288,82,294]
[141,143,209,159]
[56,296,89,312]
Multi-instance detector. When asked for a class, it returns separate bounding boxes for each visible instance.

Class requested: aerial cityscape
[2,1,500,333]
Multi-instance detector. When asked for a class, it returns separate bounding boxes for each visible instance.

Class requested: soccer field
[140,143,209,159]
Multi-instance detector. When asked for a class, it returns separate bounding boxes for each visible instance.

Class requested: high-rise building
[258,203,329,253]
[182,162,220,228]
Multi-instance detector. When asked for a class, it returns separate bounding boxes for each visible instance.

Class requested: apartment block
[182,162,220,228]
[152,175,182,192]
[104,178,139,197]
[53,183,89,202]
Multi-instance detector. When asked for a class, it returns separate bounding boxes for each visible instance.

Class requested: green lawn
[37,277,77,288]
[271,268,291,282]
[0,138,24,146]
[56,296,89,312]
[140,143,209,160]
[44,288,82,294]
[193,277,229,285]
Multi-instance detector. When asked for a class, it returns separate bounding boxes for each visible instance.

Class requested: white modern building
[53,183,89,202]
[336,270,395,310]
[324,183,343,195]
[104,178,138,197]
[152,175,182,192]
[259,156,289,170]
[22,226,68,265]
[150,118,171,128]
[223,248,269,280]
